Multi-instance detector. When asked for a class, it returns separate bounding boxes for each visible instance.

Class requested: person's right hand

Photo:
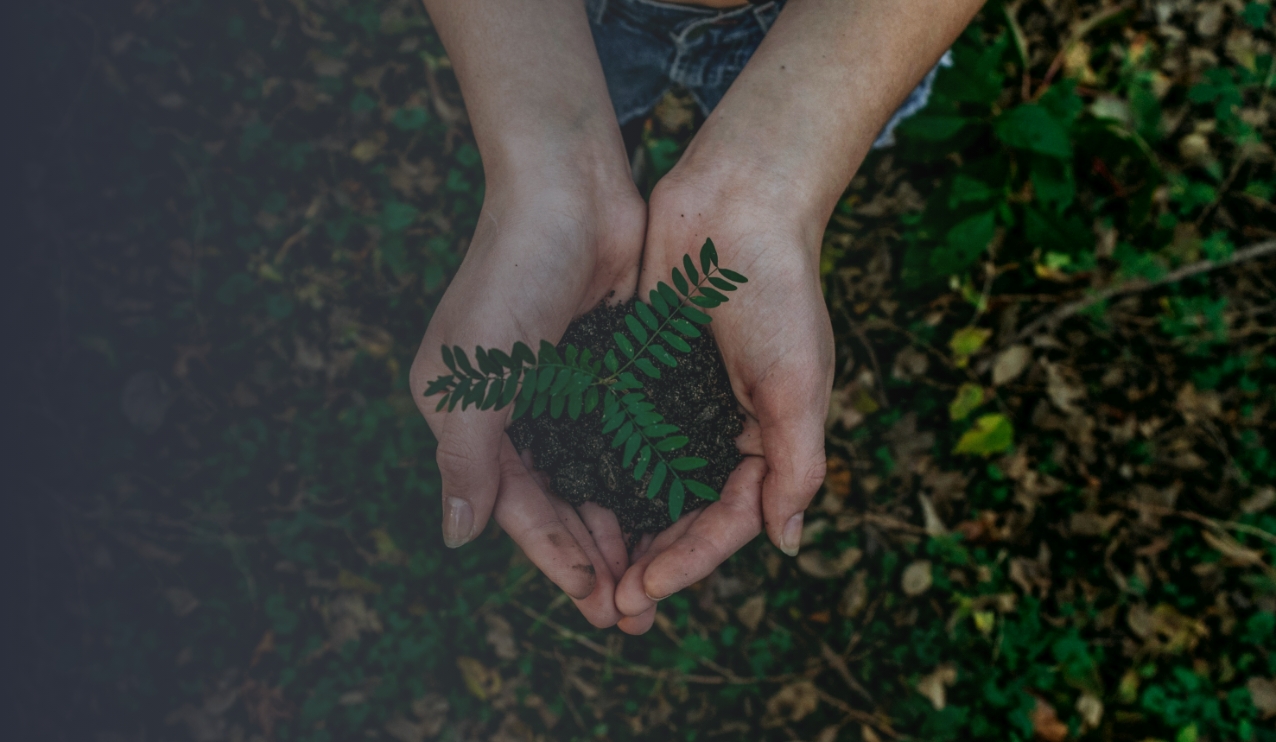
[409,167,646,628]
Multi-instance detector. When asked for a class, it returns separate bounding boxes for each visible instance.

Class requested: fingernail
[442,496,473,548]
[644,588,669,602]
[779,513,803,557]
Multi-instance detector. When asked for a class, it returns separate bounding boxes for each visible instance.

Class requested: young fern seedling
[423,238,747,521]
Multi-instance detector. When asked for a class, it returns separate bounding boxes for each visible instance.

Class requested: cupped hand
[409,173,645,628]
[614,172,834,634]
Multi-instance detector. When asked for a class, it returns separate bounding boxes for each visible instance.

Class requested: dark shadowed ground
[10,1,1276,741]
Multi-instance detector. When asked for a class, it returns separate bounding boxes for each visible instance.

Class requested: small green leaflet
[668,480,685,520]
[647,462,667,499]
[680,305,712,324]
[624,314,649,344]
[954,413,1015,456]
[700,237,718,273]
[682,254,699,285]
[949,382,985,421]
[649,344,677,367]
[635,302,659,330]
[655,436,688,452]
[684,480,719,502]
[670,456,707,471]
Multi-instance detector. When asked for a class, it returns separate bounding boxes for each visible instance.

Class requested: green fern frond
[421,239,746,520]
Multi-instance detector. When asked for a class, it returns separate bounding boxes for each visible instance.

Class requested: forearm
[674,0,983,233]
[421,0,629,187]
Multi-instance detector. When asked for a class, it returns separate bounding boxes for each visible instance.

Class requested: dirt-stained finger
[639,456,766,603]
[493,439,596,599]
[578,502,628,582]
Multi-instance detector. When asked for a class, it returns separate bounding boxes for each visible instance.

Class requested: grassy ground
[12,1,1276,740]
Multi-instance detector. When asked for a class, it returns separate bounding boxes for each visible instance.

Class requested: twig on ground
[812,687,901,739]
[1195,155,1248,228]
[512,599,795,686]
[1010,238,1276,345]
[820,642,875,705]
[841,307,891,408]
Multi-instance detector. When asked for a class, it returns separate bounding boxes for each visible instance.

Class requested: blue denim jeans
[585,0,951,149]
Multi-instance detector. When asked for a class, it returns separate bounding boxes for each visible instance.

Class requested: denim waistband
[588,0,783,36]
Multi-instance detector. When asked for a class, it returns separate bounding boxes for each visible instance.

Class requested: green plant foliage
[953,413,1016,456]
[949,382,986,421]
[425,239,743,520]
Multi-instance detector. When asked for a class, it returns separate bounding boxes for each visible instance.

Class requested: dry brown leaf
[1009,545,1053,596]
[1240,486,1276,514]
[892,346,930,381]
[384,716,426,742]
[410,693,449,737]
[1031,696,1068,742]
[1195,3,1225,37]
[1178,132,1214,164]
[1202,529,1265,567]
[915,664,957,710]
[993,345,1032,386]
[484,614,518,661]
[456,657,500,701]
[1069,511,1122,537]
[737,594,766,631]
[1128,604,1209,654]
[901,561,933,596]
[839,570,869,618]
[797,547,863,579]
[350,131,387,163]
[765,680,820,724]
[801,518,831,547]
[324,593,383,647]
[1175,383,1222,422]
[1248,677,1276,718]
[918,492,948,537]
[1076,692,1103,729]
[827,383,878,430]
[1045,362,1086,414]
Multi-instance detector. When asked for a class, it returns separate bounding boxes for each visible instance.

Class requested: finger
[639,456,766,601]
[629,533,655,564]
[492,439,596,599]
[753,370,829,556]
[617,605,657,635]
[615,509,704,617]
[579,502,628,582]
[548,497,623,629]
[520,448,554,492]
[736,413,764,457]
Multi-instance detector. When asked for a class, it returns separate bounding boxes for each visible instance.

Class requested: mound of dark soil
[508,301,743,534]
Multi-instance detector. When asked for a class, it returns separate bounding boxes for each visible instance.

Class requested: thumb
[412,343,505,549]
[754,370,828,556]
[432,410,505,548]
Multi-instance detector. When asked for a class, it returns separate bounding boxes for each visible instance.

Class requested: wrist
[479,114,635,196]
[657,142,836,256]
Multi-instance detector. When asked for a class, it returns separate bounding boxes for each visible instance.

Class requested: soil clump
[508,300,743,534]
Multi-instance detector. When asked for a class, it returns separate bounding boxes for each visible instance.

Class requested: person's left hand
[612,167,835,634]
